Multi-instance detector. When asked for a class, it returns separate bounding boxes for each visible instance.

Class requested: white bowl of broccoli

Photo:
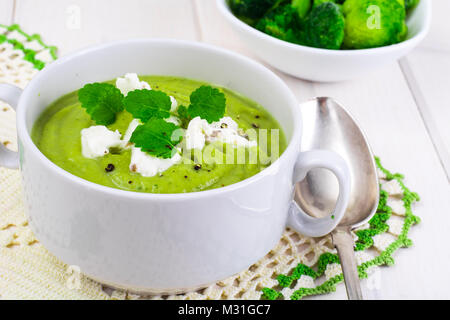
[217,0,431,82]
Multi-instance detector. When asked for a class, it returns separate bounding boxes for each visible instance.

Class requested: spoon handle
[332,229,363,300]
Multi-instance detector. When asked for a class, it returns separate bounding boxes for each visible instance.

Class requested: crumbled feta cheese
[81,126,123,158]
[35,49,54,64]
[170,96,178,112]
[116,73,151,95]
[209,117,257,148]
[209,129,257,147]
[185,117,210,150]
[185,116,256,150]
[129,147,182,177]
[211,116,238,131]
[166,115,180,125]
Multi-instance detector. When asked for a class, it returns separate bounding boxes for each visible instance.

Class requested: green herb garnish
[186,86,226,124]
[78,82,227,159]
[130,118,182,159]
[78,83,124,125]
[123,89,172,122]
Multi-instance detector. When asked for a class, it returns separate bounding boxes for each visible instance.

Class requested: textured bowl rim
[217,0,432,56]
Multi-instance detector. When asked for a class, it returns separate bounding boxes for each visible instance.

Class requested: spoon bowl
[295,97,379,299]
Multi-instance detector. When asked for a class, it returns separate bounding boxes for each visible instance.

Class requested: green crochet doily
[261,157,420,300]
[0,23,57,70]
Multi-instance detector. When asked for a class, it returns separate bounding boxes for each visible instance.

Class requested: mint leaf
[124,89,172,122]
[188,86,226,123]
[130,118,182,159]
[78,83,124,125]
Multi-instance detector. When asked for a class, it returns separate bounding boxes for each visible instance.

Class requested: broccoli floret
[229,0,283,23]
[313,0,345,6]
[291,0,312,18]
[255,4,303,43]
[301,2,345,49]
[342,0,407,49]
[313,0,334,7]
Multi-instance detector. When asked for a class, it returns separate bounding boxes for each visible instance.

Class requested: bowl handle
[0,84,22,169]
[287,150,351,237]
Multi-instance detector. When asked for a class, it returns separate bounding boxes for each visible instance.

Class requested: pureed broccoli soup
[32,75,287,193]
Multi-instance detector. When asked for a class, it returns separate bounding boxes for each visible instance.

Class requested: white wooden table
[2,0,449,299]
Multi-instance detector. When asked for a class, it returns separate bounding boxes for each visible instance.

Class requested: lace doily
[0,25,420,300]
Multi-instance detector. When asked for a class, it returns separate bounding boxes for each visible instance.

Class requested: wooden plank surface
[0,0,14,25]
[14,0,199,55]
[7,0,450,299]
[400,0,450,179]
[400,54,450,180]
[417,0,450,52]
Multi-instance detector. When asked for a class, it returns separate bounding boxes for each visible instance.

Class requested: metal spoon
[295,97,379,300]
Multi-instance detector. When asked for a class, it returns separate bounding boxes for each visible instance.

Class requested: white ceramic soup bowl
[0,39,351,293]
[217,0,432,82]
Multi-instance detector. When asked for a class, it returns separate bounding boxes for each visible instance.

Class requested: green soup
[32,76,287,193]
